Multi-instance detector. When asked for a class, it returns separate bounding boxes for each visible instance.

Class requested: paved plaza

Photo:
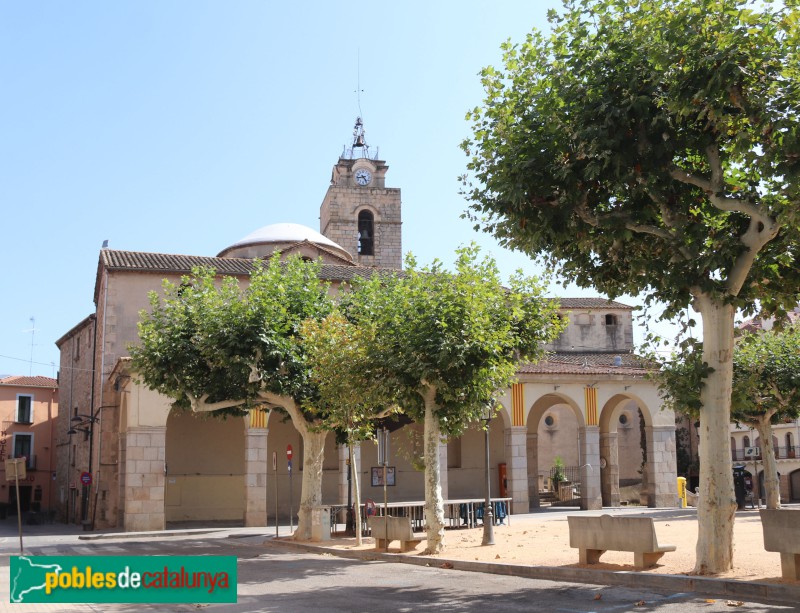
[0,509,796,611]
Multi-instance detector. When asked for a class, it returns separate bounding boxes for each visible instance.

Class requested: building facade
[0,375,58,518]
[56,120,677,531]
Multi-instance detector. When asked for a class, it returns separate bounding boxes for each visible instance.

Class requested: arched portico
[164,408,246,525]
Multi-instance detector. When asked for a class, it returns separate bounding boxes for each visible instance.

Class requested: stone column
[579,426,602,510]
[526,431,539,508]
[600,431,620,507]
[244,427,268,526]
[505,426,529,513]
[647,425,678,508]
[124,426,166,532]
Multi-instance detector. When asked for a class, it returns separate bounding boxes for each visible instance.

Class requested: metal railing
[731,446,797,461]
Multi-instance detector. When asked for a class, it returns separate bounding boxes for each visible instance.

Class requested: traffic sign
[286,444,293,460]
[287,460,292,473]
[80,471,92,486]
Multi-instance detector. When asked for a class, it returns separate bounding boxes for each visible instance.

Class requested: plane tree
[731,326,800,508]
[462,0,800,573]
[130,255,335,540]
[342,245,564,553]
[300,311,398,545]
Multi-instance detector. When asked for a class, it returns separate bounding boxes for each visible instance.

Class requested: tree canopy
[342,245,564,552]
[461,0,800,574]
[130,254,337,539]
[462,0,800,317]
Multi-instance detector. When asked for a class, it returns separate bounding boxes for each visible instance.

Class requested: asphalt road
[0,526,794,612]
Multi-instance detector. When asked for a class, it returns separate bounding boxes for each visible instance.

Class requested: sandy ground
[322,507,799,585]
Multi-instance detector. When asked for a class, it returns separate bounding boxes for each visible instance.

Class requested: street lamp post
[68,411,100,527]
[481,403,495,546]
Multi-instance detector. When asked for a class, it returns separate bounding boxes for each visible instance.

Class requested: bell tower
[320,118,402,269]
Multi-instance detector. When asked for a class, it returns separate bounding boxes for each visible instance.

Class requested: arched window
[743,435,750,449]
[787,432,795,457]
[357,210,374,255]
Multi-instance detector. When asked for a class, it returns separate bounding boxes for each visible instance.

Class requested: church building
[55,119,677,532]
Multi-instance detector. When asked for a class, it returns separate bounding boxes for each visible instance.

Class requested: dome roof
[217,222,352,262]
[228,223,342,251]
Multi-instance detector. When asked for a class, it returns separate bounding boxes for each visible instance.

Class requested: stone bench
[367,515,423,552]
[760,509,800,580]
[568,514,676,569]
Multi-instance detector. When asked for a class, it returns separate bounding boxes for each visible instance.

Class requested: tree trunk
[754,417,781,510]
[422,386,446,554]
[258,393,328,542]
[294,429,326,540]
[693,293,737,574]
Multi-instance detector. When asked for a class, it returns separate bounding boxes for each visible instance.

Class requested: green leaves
[462,0,800,316]
[130,254,334,417]
[342,244,565,437]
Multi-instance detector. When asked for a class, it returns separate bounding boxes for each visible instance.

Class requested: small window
[357,210,374,256]
[576,313,591,326]
[743,435,750,448]
[604,314,618,326]
[618,413,628,426]
[12,433,33,467]
[16,395,33,424]
[544,415,555,427]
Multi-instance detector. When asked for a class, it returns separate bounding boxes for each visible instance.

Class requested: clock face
[354,168,372,186]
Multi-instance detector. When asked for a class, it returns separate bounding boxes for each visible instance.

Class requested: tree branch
[256,390,309,435]
[187,392,248,413]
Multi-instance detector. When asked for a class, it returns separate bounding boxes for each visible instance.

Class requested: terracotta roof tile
[95,250,404,303]
[519,352,654,375]
[0,375,58,388]
[554,298,633,309]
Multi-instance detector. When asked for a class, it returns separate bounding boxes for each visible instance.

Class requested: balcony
[731,446,797,462]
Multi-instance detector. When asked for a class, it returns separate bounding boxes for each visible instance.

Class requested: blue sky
[0,1,685,378]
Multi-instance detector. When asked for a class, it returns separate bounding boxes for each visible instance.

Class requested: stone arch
[494,401,513,429]
[598,393,653,508]
[164,408,246,525]
[525,392,583,509]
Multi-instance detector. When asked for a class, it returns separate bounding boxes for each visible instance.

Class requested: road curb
[269,539,800,606]
[78,528,222,541]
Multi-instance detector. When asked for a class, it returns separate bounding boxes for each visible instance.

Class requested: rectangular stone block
[143,446,158,461]
[127,446,144,461]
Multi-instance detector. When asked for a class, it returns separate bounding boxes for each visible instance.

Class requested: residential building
[0,375,58,518]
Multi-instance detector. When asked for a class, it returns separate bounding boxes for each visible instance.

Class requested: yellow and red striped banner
[584,387,598,425]
[512,383,525,426]
[249,408,267,429]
